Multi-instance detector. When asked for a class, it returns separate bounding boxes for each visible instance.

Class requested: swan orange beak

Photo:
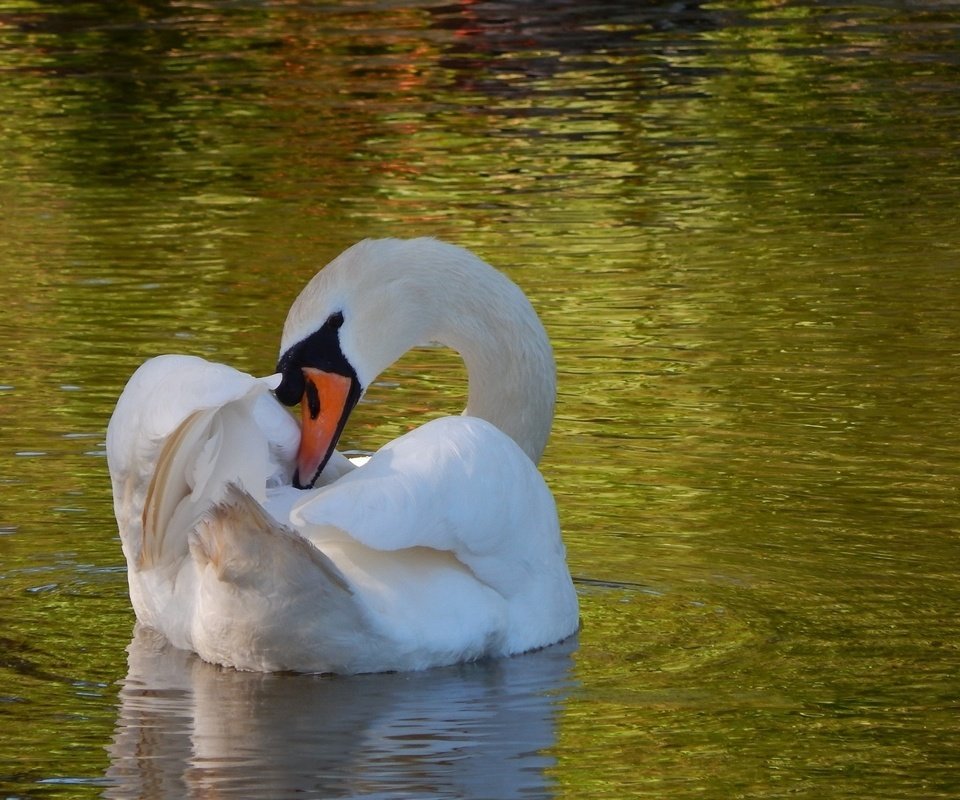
[295,367,358,489]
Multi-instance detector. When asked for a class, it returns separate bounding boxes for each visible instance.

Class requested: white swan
[107,238,579,673]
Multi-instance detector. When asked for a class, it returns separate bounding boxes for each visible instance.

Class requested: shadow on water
[104,626,578,799]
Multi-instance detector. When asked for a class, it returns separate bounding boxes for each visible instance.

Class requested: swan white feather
[107,238,579,673]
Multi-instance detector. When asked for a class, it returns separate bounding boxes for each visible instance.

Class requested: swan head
[274,239,439,489]
[274,309,363,489]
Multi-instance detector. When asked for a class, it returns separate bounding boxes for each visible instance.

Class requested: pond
[1,1,959,797]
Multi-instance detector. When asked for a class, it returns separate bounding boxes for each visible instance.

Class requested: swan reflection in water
[105,625,577,799]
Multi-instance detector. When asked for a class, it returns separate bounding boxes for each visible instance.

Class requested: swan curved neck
[415,249,556,464]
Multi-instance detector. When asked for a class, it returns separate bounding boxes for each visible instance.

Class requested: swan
[106,238,579,673]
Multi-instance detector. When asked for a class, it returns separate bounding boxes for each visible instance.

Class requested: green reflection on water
[1,1,959,797]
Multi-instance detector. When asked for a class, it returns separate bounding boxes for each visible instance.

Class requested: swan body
[107,238,579,673]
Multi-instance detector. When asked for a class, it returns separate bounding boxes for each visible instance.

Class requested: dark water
[1,1,959,797]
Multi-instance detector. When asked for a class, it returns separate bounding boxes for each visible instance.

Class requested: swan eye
[304,375,321,419]
[328,311,344,329]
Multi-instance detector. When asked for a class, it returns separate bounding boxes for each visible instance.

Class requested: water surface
[1,1,958,798]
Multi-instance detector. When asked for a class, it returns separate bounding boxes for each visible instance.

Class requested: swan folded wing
[135,364,298,573]
[289,416,562,599]
[109,356,268,477]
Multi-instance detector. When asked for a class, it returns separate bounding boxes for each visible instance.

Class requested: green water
[1,1,958,797]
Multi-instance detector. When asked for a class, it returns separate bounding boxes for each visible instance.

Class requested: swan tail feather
[187,485,372,673]
[189,483,351,592]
